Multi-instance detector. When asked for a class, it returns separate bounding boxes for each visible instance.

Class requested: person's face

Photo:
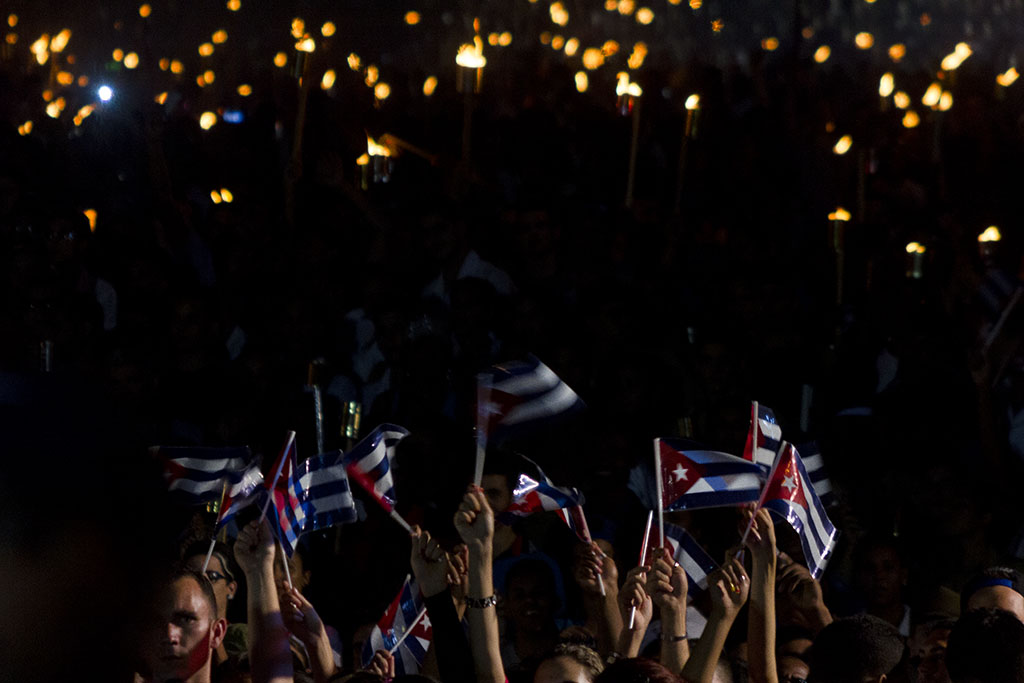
[912,627,951,683]
[274,546,311,594]
[183,554,236,619]
[143,577,225,682]
[482,474,513,514]
[534,655,593,683]
[967,585,1024,622]
[860,546,906,608]
[505,572,556,632]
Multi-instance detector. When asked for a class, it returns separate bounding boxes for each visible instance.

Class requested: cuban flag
[155,446,254,505]
[760,442,838,579]
[361,575,432,676]
[343,424,410,513]
[796,441,836,508]
[294,451,358,532]
[658,439,765,511]
[263,435,305,556]
[661,523,720,599]
[481,356,584,443]
[497,457,588,542]
[214,460,265,530]
[743,402,782,473]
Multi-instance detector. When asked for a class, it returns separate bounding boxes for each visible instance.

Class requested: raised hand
[709,554,749,619]
[454,485,494,553]
[365,650,395,678]
[743,509,777,569]
[410,525,450,599]
[646,546,688,614]
[776,553,831,632]
[618,565,653,631]
[234,518,276,576]
[279,585,327,645]
[574,541,617,596]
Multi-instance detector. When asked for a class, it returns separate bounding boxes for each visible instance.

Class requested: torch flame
[456,35,487,68]
[978,226,1002,243]
[828,208,851,222]
[833,135,853,155]
[50,29,71,53]
[367,136,391,157]
[685,94,700,110]
[997,67,1019,87]
[879,72,894,97]
[905,242,926,254]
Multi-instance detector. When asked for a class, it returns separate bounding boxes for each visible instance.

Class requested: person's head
[183,540,238,619]
[533,642,604,683]
[855,535,908,611]
[910,618,954,683]
[273,540,313,594]
[945,608,1024,683]
[778,654,811,683]
[960,567,1024,623]
[594,657,679,683]
[141,570,227,683]
[809,614,906,683]
[504,558,560,634]
[482,452,522,515]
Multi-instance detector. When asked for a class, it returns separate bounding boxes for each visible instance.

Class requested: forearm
[303,627,336,683]
[466,545,505,683]
[616,614,647,658]
[423,590,475,683]
[748,560,777,683]
[583,588,623,657]
[247,567,294,683]
[660,607,689,675]
[680,612,734,683]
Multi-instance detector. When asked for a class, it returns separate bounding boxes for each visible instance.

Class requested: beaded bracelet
[661,633,688,642]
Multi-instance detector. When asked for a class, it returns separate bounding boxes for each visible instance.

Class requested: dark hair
[594,657,678,683]
[946,608,1024,683]
[170,568,220,620]
[808,614,905,683]
[183,539,238,582]
[960,566,1024,614]
[852,534,907,571]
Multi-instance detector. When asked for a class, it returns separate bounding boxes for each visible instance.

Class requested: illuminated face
[534,655,593,683]
[968,586,1024,623]
[143,577,223,682]
[482,474,512,514]
[183,554,236,619]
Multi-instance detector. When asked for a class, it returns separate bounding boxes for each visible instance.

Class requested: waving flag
[497,456,588,541]
[263,434,304,556]
[760,442,838,579]
[481,356,584,443]
[743,402,782,473]
[214,460,264,530]
[796,441,836,508]
[156,446,253,505]
[658,439,765,511]
[361,575,432,676]
[662,523,720,599]
[343,424,410,513]
[294,451,358,532]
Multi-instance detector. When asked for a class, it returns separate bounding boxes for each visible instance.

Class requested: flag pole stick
[278,539,294,590]
[654,439,665,548]
[577,506,606,597]
[258,431,296,524]
[628,510,654,630]
[473,373,490,487]
[389,509,413,533]
[738,440,785,550]
[200,537,218,574]
[751,401,759,462]
[387,607,427,654]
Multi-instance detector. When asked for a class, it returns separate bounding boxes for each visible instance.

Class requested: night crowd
[6,15,1024,682]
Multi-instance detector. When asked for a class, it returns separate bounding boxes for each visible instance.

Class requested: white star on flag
[419,614,431,630]
[782,473,798,494]
[673,464,688,483]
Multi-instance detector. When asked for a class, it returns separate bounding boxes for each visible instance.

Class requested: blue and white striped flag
[343,424,410,513]
[482,355,584,443]
[796,441,836,508]
[658,439,766,511]
[743,402,782,473]
[294,451,358,532]
[662,523,720,599]
[156,446,253,505]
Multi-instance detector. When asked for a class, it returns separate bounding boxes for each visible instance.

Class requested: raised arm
[235,519,294,683]
[776,552,832,635]
[647,546,689,674]
[745,510,778,683]
[573,540,623,657]
[615,565,653,658]
[453,485,505,683]
[681,554,748,683]
[279,586,336,683]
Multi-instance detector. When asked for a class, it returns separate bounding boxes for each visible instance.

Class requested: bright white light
[98,85,113,102]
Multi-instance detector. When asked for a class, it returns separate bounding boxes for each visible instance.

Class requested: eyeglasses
[781,677,807,683]
[205,570,230,583]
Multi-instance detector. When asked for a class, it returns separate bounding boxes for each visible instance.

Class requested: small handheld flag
[760,442,838,579]
[657,439,765,512]
[361,575,432,677]
[156,446,254,505]
[743,401,782,473]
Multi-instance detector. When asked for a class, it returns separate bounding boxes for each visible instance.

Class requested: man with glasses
[183,540,249,682]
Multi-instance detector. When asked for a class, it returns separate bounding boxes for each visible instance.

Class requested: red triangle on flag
[762,445,807,509]
[659,440,708,506]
